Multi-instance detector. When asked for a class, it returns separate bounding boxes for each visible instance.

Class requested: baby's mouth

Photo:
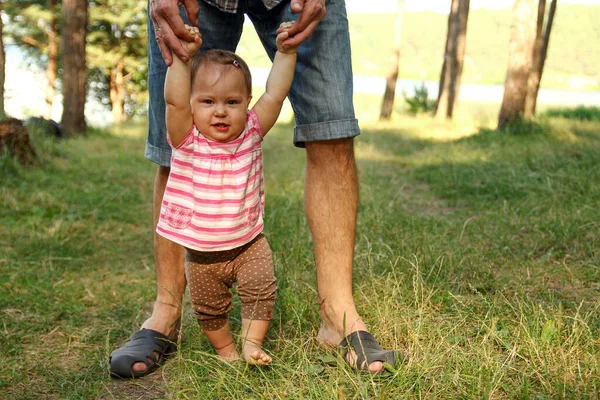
[213,123,229,132]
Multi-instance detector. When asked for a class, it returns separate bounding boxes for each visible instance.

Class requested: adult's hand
[150,0,200,65]
[278,0,326,49]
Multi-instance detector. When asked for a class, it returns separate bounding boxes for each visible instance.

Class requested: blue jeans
[145,0,360,166]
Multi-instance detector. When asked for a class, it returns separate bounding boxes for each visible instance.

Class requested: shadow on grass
[3,116,600,398]
[352,117,600,305]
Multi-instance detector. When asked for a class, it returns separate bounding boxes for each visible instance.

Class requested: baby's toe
[260,354,272,365]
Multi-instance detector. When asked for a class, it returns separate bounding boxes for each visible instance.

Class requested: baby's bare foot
[243,342,272,366]
[214,342,241,362]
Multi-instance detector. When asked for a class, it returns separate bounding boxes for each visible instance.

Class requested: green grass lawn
[1,112,599,398]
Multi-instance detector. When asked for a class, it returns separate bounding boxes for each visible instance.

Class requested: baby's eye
[227,100,240,105]
[202,99,213,104]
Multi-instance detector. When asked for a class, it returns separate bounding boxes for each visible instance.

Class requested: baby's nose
[214,104,226,115]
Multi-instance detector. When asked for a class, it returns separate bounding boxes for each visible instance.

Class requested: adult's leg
[248,0,387,372]
[142,166,186,332]
[304,139,384,373]
[109,165,185,377]
[123,166,186,374]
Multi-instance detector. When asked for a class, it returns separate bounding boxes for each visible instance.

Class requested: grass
[541,106,600,122]
[1,109,599,399]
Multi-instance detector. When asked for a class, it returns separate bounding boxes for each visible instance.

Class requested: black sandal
[110,328,177,379]
[339,331,402,373]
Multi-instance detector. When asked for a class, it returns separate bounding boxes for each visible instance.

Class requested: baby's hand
[276,21,299,54]
[178,25,202,57]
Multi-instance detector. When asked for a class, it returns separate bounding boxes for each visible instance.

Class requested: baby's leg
[241,319,271,365]
[185,248,240,362]
[203,320,239,362]
[234,235,277,365]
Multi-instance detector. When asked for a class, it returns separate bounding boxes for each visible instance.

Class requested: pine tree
[87,0,148,122]
[4,0,60,119]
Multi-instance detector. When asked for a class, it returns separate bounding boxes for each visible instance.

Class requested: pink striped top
[156,110,265,251]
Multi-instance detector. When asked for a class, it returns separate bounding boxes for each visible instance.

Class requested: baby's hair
[191,49,252,96]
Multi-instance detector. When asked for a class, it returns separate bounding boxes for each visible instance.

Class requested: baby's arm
[252,22,299,135]
[165,25,202,147]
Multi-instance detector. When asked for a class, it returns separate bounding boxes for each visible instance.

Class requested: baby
[156,23,298,365]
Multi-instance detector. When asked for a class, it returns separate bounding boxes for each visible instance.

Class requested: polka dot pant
[184,234,277,331]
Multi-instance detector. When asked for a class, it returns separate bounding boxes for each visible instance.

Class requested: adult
[110,0,398,377]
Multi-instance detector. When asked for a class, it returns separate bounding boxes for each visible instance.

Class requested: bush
[498,117,549,136]
[541,106,600,121]
[403,83,436,115]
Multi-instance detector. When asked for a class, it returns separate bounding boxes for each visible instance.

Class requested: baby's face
[190,64,251,143]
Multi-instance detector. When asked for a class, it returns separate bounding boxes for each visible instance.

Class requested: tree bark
[110,58,126,123]
[449,0,470,116]
[0,2,6,117]
[498,0,537,130]
[45,0,59,120]
[435,0,456,120]
[61,0,88,135]
[436,0,470,120]
[379,0,405,121]
[524,0,557,117]
[0,118,39,166]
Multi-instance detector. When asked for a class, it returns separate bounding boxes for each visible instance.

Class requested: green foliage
[3,0,60,69]
[87,0,148,117]
[541,106,600,121]
[4,0,148,119]
[495,117,549,136]
[403,83,436,115]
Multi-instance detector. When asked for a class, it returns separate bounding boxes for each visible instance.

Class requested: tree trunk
[436,0,470,120]
[379,0,405,121]
[61,0,88,136]
[45,0,59,120]
[0,118,39,166]
[0,2,6,117]
[436,0,457,119]
[524,0,557,117]
[498,0,537,130]
[110,58,126,123]
[449,0,470,116]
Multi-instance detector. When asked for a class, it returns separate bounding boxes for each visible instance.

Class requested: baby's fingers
[276,31,290,50]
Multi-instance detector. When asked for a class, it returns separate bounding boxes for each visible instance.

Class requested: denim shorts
[145,0,360,166]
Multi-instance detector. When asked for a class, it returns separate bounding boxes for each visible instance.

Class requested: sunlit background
[4,0,600,125]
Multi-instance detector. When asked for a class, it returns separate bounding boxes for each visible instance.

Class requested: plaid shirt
[204,0,284,13]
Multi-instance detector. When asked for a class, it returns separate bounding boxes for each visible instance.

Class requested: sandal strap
[110,328,177,378]
[339,330,397,370]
